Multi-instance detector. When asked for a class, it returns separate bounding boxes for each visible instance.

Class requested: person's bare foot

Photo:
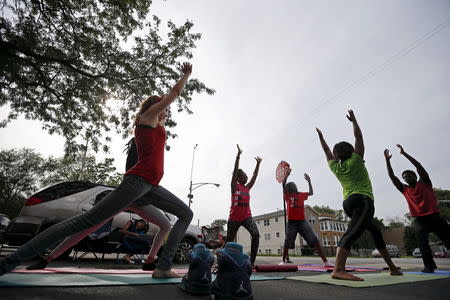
[331,270,364,281]
[390,267,403,276]
[152,268,181,278]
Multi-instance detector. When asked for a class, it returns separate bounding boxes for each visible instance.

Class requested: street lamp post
[188,144,220,207]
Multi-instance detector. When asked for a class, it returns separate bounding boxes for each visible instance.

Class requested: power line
[299,16,450,124]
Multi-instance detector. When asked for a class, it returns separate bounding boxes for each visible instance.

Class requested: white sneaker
[323,261,334,268]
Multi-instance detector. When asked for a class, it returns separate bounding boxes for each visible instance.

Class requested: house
[318,214,348,256]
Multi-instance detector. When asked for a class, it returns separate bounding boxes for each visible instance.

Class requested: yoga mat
[255,264,298,272]
[300,264,383,270]
[297,264,381,272]
[0,273,285,287]
[12,267,189,274]
[406,270,450,276]
[286,272,449,287]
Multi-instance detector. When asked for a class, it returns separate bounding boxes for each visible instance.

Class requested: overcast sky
[1,0,449,226]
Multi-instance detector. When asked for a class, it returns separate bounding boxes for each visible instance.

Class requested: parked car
[412,248,422,258]
[372,245,400,258]
[0,214,10,234]
[434,246,449,258]
[411,245,449,258]
[0,214,11,244]
[1,181,202,263]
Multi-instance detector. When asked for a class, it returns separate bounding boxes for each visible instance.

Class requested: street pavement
[0,253,449,300]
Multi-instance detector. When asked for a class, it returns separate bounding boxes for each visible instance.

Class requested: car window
[94,190,113,205]
[33,181,101,200]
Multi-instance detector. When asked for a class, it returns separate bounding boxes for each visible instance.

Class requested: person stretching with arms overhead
[281,167,333,267]
[384,145,450,273]
[226,144,262,267]
[316,109,402,281]
[0,63,194,278]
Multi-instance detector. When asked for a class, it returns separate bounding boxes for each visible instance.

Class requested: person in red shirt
[226,144,262,267]
[1,63,193,278]
[281,168,333,267]
[384,144,450,273]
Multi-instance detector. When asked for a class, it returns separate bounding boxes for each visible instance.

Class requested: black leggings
[338,194,387,251]
[414,213,450,269]
[226,217,260,265]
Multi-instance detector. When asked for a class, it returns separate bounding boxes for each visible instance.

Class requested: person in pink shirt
[226,144,262,267]
[384,144,450,273]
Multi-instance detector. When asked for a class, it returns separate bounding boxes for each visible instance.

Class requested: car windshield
[32,181,101,200]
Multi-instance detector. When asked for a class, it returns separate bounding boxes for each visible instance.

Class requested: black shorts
[284,220,318,249]
[338,194,386,250]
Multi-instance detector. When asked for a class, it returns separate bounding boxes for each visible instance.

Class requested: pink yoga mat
[12,267,189,274]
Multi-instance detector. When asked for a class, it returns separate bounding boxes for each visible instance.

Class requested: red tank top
[284,192,309,221]
[229,184,252,221]
[125,125,166,185]
[402,181,440,217]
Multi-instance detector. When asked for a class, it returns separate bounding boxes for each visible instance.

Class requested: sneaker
[26,258,49,270]
[142,261,157,271]
[278,261,293,265]
[179,243,214,295]
[421,265,436,273]
[210,242,253,300]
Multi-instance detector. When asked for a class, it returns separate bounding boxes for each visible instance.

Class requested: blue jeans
[0,175,193,274]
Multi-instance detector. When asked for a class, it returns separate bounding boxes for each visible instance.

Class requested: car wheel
[175,237,195,264]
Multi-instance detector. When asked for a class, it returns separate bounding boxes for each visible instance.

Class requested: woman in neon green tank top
[316,109,402,281]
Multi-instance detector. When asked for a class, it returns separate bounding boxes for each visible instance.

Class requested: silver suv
[371,244,401,258]
[2,181,201,263]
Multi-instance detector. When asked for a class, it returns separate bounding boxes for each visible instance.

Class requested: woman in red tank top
[0,63,194,279]
[226,144,262,267]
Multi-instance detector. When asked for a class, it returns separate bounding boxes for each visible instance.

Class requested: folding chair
[72,219,113,261]
[115,219,151,264]
[115,234,151,263]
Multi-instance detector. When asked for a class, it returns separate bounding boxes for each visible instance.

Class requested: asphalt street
[0,254,449,300]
